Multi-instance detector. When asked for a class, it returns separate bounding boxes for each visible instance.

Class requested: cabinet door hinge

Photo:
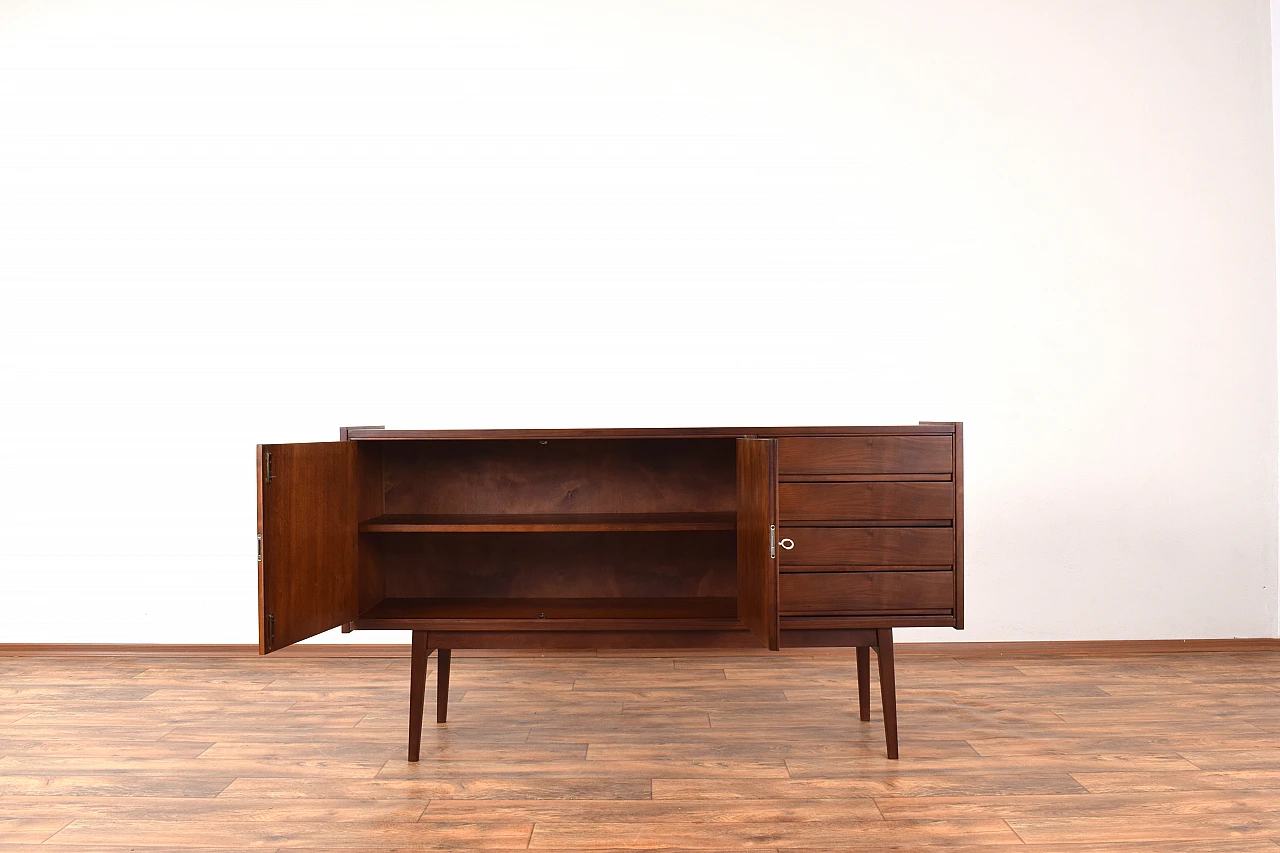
[264,451,274,483]
[769,524,776,559]
[257,533,263,563]
[266,614,275,649]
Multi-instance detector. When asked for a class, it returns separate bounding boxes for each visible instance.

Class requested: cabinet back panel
[380,439,736,516]
[375,531,737,599]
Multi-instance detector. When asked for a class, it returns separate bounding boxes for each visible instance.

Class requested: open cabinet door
[257,442,359,653]
[736,438,779,650]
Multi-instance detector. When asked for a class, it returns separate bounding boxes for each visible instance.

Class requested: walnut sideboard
[256,424,964,759]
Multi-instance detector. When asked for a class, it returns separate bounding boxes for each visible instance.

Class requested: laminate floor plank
[0,847,275,853]
[874,789,1280,819]
[1072,769,1280,793]
[46,818,535,849]
[0,795,427,822]
[0,817,71,843]
[0,775,235,797]
[0,648,1276,849]
[421,798,885,822]
[1008,814,1280,844]
[527,817,1023,848]
[652,775,1091,798]
[218,776,655,801]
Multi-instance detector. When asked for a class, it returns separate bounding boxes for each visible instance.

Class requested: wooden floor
[0,647,1278,851]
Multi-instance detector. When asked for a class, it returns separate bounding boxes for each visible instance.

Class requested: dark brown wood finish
[257,442,359,653]
[436,648,451,724]
[779,481,954,522]
[355,441,385,618]
[782,615,958,629]
[359,511,735,532]
[778,436,954,476]
[856,645,872,721]
[735,438,778,650]
[780,571,956,615]
[778,526,954,566]
[258,423,966,761]
[379,438,736,517]
[346,424,956,440]
[373,531,737,600]
[407,631,430,762]
[364,596,740,621]
[417,630,766,649]
[877,627,899,759]
[955,421,965,629]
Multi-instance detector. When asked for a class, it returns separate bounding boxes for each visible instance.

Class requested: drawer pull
[779,538,795,550]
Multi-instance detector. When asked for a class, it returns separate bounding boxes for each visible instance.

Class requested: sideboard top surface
[344,424,956,441]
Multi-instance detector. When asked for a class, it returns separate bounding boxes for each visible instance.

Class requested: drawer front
[778,436,953,476]
[779,527,954,566]
[779,481,954,522]
[780,570,955,615]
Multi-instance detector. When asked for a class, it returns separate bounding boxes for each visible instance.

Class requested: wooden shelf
[358,512,736,533]
[354,596,741,630]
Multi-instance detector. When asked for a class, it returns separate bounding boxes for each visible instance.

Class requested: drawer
[779,482,954,522]
[779,527,953,566]
[778,436,953,476]
[780,570,954,615]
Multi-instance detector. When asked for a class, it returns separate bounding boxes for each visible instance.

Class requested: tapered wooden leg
[408,631,433,762]
[856,646,871,722]
[436,648,451,724]
[876,628,898,760]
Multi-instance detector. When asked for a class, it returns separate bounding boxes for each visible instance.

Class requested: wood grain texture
[375,531,737,600]
[779,481,955,522]
[735,438,778,651]
[407,632,431,762]
[779,570,955,615]
[778,526,954,566]
[3,648,1279,850]
[360,512,736,532]
[356,441,386,617]
[258,442,359,653]
[380,439,736,517]
[777,436,954,475]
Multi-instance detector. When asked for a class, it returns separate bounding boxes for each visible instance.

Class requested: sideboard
[256,424,964,759]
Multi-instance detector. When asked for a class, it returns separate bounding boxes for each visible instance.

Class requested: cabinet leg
[856,646,871,722]
[408,631,433,762]
[436,648,451,724]
[875,628,898,760]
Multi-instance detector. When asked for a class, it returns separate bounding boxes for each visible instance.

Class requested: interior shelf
[358,512,736,533]
[355,596,740,628]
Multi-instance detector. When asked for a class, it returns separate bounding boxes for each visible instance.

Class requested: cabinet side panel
[736,438,778,650]
[257,446,267,655]
[259,441,358,652]
[954,423,964,629]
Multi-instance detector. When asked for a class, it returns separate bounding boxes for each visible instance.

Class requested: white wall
[0,0,1275,644]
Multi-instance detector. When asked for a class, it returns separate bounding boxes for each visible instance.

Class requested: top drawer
[778,436,954,476]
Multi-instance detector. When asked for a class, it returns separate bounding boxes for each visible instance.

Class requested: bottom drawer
[779,570,954,615]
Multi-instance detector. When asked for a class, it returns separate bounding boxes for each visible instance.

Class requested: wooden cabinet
[257,424,963,760]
